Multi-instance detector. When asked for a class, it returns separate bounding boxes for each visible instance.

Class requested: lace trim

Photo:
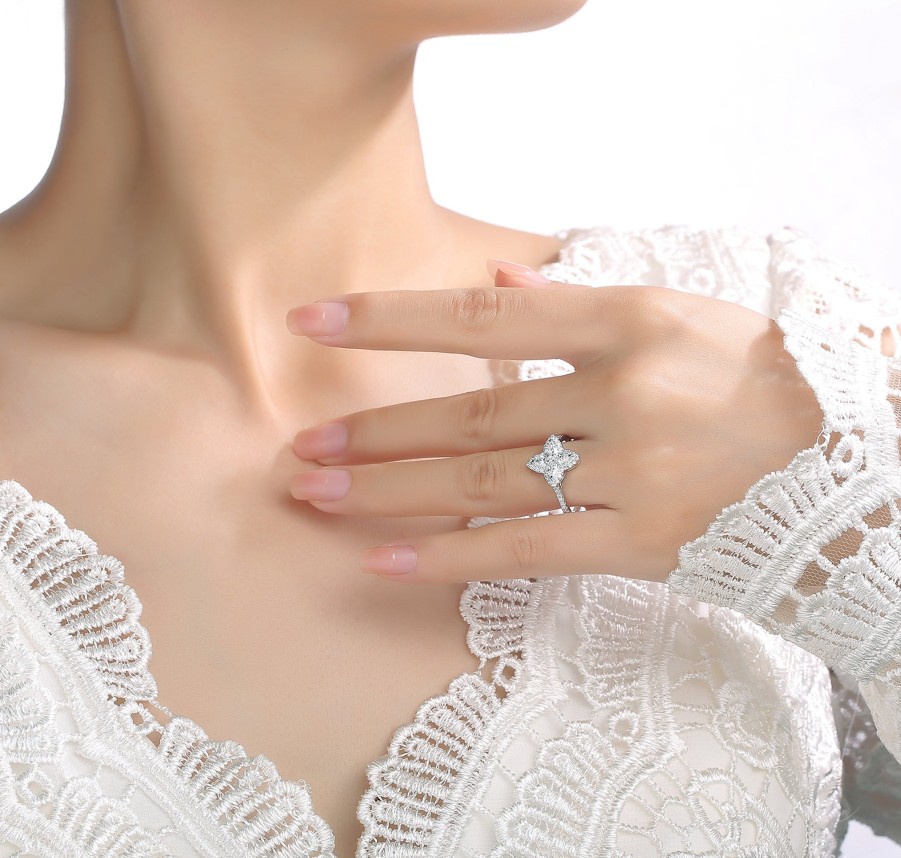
[768,226,901,357]
[0,772,171,857]
[0,479,335,856]
[0,481,157,703]
[0,224,866,855]
[0,478,542,857]
[49,777,169,857]
[667,307,901,685]
[356,578,536,852]
[0,613,60,771]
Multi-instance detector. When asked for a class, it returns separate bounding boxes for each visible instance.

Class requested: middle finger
[293,371,595,466]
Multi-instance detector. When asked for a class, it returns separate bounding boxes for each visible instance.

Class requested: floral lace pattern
[667,305,901,782]
[0,223,895,856]
[0,480,332,857]
[356,576,537,854]
[489,576,840,857]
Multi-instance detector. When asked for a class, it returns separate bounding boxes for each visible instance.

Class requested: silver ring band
[526,433,581,514]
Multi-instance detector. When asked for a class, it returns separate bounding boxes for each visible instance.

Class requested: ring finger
[288,439,611,517]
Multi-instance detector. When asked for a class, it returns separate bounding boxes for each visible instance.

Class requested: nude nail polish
[486,258,552,284]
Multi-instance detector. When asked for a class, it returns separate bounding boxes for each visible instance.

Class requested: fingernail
[360,543,417,576]
[294,421,348,460]
[290,469,351,501]
[486,258,552,285]
[287,302,349,337]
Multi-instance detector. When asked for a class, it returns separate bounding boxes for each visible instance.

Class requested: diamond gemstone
[526,434,580,487]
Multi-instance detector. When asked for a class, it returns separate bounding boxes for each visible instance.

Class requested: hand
[285,264,825,584]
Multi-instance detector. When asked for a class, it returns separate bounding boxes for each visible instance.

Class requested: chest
[0,331,488,855]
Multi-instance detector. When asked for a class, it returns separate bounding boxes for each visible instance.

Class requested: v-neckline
[0,233,579,855]
[0,477,547,856]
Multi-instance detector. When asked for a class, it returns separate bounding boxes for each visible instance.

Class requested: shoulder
[764,226,901,352]
[552,223,777,310]
[552,223,900,330]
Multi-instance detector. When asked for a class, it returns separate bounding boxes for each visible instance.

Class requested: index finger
[285,284,635,362]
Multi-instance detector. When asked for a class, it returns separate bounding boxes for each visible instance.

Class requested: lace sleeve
[665,304,901,843]
[830,666,901,843]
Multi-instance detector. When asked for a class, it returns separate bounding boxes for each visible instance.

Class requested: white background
[1,1,900,854]
[415,0,901,289]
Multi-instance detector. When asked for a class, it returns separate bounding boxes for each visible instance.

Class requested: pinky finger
[360,507,628,584]
[487,259,594,289]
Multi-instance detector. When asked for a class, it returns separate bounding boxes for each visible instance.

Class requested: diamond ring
[526,434,582,514]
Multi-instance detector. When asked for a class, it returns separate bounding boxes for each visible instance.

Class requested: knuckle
[450,287,503,333]
[506,525,545,575]
[631,286,687,335]
[459,451,506,503]
[457,386,499,442]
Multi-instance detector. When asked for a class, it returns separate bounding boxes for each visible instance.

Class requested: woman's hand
[285,265,825,584]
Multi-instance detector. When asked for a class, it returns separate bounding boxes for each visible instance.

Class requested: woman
[0,1,898,856]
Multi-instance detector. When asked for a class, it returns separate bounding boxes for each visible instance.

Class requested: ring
[526,434,581,514]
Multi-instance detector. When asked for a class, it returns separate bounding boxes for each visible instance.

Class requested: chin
[373,0,590,41]
[454,0,591,34]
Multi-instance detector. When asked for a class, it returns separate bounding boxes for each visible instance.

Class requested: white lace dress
[1,224,899,857]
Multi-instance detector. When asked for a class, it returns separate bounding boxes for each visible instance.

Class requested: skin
[1,0,886,852]
[0,1,586,854]
[0,0,586,421]
[287,278,829,584]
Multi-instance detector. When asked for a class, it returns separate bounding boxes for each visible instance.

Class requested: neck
[0,1,545,421]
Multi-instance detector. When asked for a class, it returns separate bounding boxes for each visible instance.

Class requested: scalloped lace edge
[0,475,539,857]
[667,307,901,677]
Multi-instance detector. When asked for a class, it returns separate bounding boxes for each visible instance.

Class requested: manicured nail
[294,421,348,460]
[287,302,349,337]
[486,258,552,285]
[290,469,351,501]
[360,543,417,576]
